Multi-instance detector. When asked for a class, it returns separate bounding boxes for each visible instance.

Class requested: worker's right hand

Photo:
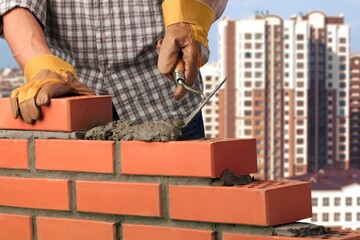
[10,54,95,124]
[157,0,215,101]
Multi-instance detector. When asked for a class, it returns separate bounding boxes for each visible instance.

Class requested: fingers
[157,36,180,81]
[10,89,20,119]
[10,81,42,124]
[19,98,39,124]
[173,44,199,101]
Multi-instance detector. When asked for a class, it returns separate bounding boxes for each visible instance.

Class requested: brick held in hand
[0,95,112,131]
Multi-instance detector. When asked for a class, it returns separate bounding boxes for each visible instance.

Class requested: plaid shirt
[0,0,204,122]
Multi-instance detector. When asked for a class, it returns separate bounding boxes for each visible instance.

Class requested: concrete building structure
[349,55,360,168]
[218,11,351,179]
[292,168,360,231]
[200,63,221,138]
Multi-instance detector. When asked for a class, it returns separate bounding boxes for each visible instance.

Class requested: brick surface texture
[0,96,359,239]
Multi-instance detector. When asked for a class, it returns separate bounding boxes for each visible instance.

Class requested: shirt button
[105,69,111,76]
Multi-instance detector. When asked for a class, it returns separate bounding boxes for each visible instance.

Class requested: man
[0,0,228,139]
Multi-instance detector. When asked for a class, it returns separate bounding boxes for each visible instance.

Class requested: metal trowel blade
[182,77,227,129]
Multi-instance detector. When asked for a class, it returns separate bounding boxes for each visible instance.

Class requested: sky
[1,0,360,67]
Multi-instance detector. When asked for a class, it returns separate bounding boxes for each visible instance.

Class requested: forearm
[2,7,51,71]
[201,0,228,19]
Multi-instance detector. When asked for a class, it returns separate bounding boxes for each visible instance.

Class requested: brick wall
[0,96,359,240]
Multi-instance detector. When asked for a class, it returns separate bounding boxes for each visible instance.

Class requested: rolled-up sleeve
[0,0,47,38]
[202,0,228,19]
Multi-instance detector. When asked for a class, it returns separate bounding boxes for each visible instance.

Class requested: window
[297,82,304,87]
[357,212,360,221]
[322,213,329,222]
[244,91,252,97]
[346,197,352,206]
[255,33,262,39]
[297,72,304,78]
[346,212,352,221]
[255,43,262,49]
[323,197,330,206]
[297,91,304,97]
[245,43,252,49]
[334,213,340,222]
[244,129,252,135]
[244,101,252,107]
[255,72,263,78]
[312,198,318,206]
[297,34,304,40]
[357,197,360,206]
[244,110,252,116]
[312,213,317,222]
[334,197,341,206]
[245,62,252,68]
[245,33,252,40]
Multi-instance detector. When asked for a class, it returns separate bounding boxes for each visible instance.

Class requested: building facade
[218,11,350,179]
[349,55,360,168]
[200,63,221,138]
[292,168,360,231]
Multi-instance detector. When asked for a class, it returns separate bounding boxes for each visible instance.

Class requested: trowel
[173,59,227,129]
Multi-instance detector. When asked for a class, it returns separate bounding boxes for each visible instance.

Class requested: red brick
[36,139,114,173]
[0,214,32,240]
[0,177,70,210]
[37,217,116,240]
[0,95,112,131]
[223,231,360,240]
[122,224,214,240]
[169,180,312,226]
[121,139,257,177]
[76,181,161,217]
[0,139,29,169]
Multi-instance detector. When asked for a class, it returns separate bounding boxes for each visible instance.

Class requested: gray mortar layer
[85,120,184,142]
[0,129,86,140]
[0,119,184,142]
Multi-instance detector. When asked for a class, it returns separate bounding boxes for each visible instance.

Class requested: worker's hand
[10,54,95,124]
[157,0,215,101]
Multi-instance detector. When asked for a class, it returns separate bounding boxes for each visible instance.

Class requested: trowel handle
[174,57,185,84]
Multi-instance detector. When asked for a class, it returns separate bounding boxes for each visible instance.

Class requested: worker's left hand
[157,0,215,101]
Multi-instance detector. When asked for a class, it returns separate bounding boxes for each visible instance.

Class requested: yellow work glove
[10,54,95,124]
[157,0,215,101]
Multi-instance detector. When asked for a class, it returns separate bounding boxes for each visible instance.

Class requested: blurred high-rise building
[217,11,350,179]
[200,63,221,138]
[350,55,360,169]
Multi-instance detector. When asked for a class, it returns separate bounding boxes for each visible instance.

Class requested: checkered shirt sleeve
[0,0,47,37]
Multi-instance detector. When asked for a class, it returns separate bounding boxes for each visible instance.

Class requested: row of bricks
[0,138,257,178]
[0,176,312,226]
[2,214,359,240]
